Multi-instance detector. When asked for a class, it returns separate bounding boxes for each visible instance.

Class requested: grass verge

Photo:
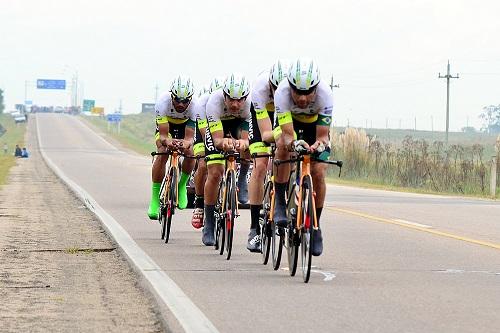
[0,114,26,186]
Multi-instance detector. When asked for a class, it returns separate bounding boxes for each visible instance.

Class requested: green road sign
[83,99,95,113]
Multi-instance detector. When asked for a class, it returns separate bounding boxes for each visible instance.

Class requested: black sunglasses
[172,95,192,104]
[290,85,317,96]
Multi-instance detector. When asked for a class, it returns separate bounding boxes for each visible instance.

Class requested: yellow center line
[326,206,500,251]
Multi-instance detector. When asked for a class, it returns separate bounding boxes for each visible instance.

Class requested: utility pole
[414,117,417,131]
[399,119,402,129]
[386,118,388,129]
[329,76,340,90]
[438,60,459,143]
[24,80,28,103]
[431,115,434,132]
[154,84,159,103]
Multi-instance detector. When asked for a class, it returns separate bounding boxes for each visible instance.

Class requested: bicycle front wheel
[300,176,314,283]
[165,168,177,244]
[261,180,272,265]
[225,170,237,260]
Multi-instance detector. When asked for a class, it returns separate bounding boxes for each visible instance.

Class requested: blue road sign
[36,79,66,90]
[107,114,122,122]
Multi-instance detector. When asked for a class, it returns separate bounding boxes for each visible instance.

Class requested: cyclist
[147,75,197,220]
[202,73,251,246]
[246,60,289,253]
[273,58,333,256]
[190,77,224,229]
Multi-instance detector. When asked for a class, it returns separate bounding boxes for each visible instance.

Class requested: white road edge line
[36,115,219,333]
[392,219,433,229]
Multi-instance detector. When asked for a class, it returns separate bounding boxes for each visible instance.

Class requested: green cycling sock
[177,172,190,209]
[147,182,161,219]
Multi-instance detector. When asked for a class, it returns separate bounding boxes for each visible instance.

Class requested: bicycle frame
[221,153,239,224]
[294,155,318,231]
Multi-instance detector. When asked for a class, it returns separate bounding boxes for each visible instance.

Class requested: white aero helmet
[170,75,195,99]
[223,73,250,99]
[209,77,224,94]
[288,58,320,91]
[198,85,209,97]
[269,59,289,87]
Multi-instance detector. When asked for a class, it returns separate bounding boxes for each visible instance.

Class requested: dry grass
[331,127,499,197]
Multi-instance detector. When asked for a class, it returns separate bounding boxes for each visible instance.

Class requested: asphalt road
[36,113,500,333]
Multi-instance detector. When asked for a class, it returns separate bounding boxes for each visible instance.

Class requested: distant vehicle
[14,115,27,123]
[54,106,64,113]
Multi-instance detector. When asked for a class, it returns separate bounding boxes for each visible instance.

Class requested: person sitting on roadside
[14,145,22,157]
[21,147,29,158]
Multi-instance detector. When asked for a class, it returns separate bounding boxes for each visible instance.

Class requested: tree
[479,104,500,134]
[0,89,4,114]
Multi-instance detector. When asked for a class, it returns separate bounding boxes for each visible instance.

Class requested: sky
[1,0,500,131]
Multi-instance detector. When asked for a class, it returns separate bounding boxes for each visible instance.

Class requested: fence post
[491,156,498,197]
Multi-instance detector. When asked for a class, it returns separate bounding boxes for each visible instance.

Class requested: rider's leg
[248,156,267,233]
[274,133,291,227]
[310,161,328,256]
[237,160,250,204]
[191,156,207,228]
[203,162,224,245]
[148,142,167,219]
[178,147,195,210]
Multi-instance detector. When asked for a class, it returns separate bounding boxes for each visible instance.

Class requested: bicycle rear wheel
[260,180,272,265]
[165,168,177,244]
[160,175,169,240]
[300,176,314,282]
[215,180,224,253]
[225,170,237,260]
[271,223,284,270]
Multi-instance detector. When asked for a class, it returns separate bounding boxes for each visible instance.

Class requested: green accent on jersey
[156,116,168,124]
[317,114,332,126]
[209,120,223,133]
[193,142,205,156]
[277,112,293,126]
[186,119,196,128]
[249,142,270,155]
[197,118,208,129]
[206,154,225,165]
[255,108,269,120]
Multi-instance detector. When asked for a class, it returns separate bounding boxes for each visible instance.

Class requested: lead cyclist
[273,58,334,256]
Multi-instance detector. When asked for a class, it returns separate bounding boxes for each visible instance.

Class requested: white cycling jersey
[274,80,333,123]
[251,71,275,115]
[193,92,209,122]
[155,91,197,124]
[206,89,252,124]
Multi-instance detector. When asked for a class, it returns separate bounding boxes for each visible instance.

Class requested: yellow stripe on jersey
[166,116,188,124]
[291,113,318,123]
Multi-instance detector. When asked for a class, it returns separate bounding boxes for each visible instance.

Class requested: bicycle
[275,145,342,283]
[252,146,284,270]
[207,150,241,260]
[152,146,198,243]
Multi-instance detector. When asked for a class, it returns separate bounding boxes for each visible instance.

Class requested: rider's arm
[277,112,295,148]
[158,122,169,146]
[183,120,195,149]
[256,112,273,143]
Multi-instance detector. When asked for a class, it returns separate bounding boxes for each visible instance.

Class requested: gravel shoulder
[0,119,166,332]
